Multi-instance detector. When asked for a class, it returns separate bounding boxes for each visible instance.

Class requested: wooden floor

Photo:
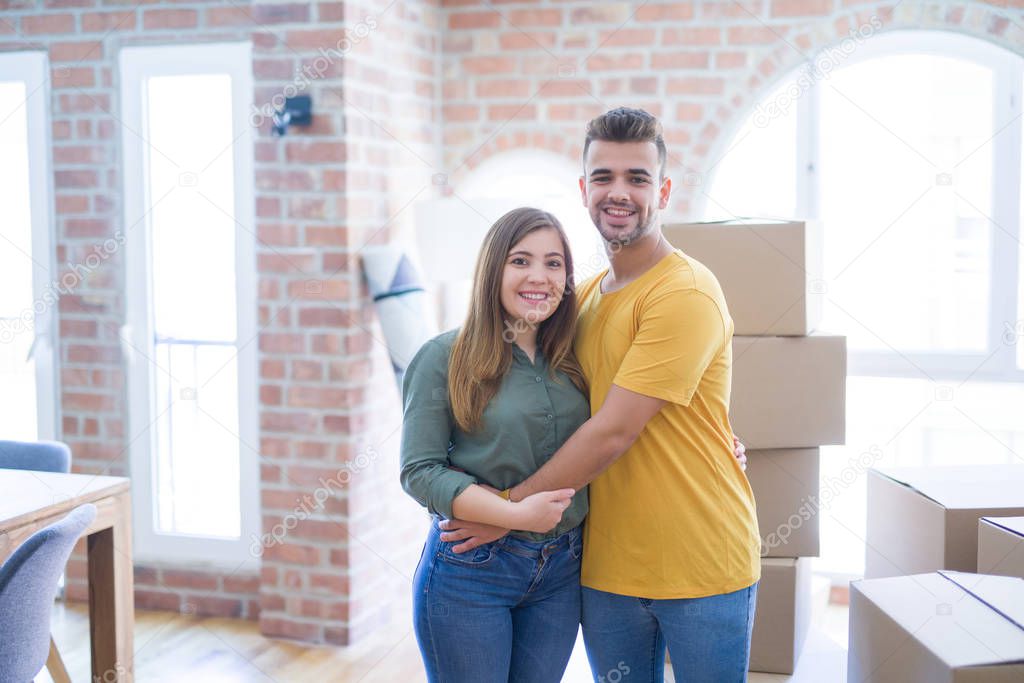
[41,589,849,682]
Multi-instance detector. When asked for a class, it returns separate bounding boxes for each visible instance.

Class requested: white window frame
[700,30,1024,384]
[120,43,258,569]
[0,51,58,442]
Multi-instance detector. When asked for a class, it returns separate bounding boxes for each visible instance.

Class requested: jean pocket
[569,538,583,561]
[436,539,497,568]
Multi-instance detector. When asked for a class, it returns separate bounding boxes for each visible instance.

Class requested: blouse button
[535,376,542,383]
[546,414,553,421]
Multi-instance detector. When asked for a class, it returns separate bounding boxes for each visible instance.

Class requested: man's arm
[508,384,665,502]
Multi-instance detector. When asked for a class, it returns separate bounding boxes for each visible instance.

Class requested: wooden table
[0,468,134,682]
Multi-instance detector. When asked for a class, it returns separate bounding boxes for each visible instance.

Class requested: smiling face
[499,227,567,328]
[580,139,672,246]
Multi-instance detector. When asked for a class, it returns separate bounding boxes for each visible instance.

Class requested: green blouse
[399,329,590,541]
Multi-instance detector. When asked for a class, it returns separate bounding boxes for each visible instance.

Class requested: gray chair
[0,503,96,683]
[0,440,75,682]
[0,440,71,475]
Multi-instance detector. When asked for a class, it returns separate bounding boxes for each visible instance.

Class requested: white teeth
[606,208,633,216]
[520,293,546,300]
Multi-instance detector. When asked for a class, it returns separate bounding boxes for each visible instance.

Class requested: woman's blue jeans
[581,582,758,683]
[412,519,583,682]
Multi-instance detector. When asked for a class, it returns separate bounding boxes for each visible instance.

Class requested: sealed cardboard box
[849,571,1024,682]
[746,448,820,557]
[978,517,1024,579]
[865,465,1024,579]
[749,557,811,674]
[730,335,846,449]
[663,220,823,336]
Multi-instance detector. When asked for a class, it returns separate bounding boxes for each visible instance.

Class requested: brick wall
[2,0,437,645]
[5,0,1024,649]
[439,0,1024,217]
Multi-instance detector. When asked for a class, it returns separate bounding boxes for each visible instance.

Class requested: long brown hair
[449,207,588,432]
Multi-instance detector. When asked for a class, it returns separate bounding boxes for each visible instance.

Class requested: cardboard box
[978,517,1024,579]
[849,571,1024,682]
[746,448,820,557]
[866,466,1024,579]
[730,335,846,449]
[749,557,811,674]
[663,220,823,336]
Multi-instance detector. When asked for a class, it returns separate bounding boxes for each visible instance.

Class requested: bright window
[121,43,257,567]
[0,52,57,443]
[701,31,1024,577]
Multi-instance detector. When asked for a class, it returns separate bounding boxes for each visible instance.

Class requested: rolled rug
[360,246,437,386]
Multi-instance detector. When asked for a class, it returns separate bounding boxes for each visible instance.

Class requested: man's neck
[603,228,673,293]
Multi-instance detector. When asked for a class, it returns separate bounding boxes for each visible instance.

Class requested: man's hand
[439,518,510,553]
[734,435,747,471]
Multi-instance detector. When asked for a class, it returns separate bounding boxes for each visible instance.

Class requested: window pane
[147,74,238,342]
[819,56,992,353]
[154,342,240,538]
[0,79,38,441]
[817,376,1024,576]
[702,78,798,220]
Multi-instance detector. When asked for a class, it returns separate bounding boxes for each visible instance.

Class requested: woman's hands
[512,488,575,533]
[734,435,747,471]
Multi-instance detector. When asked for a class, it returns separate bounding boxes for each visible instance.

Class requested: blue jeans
[581,582,758,683]
[412,519,583,683]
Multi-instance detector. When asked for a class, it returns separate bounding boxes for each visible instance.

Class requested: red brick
[188,596,244,618]
[22,13,75,34]
[663,27,722,45]
[259,333,305,354]
[667,77,725,95]
[51,66,96,88]
[635,2,695,21]
[260,616,319,641]
[163,570,218,590]
[260,385,282,406]
[499,31,555,50]
[62,416,78,435]
[255,170,316,192]
[224,574,260,594]
[462,56,516,75]
[143,9,197,30]
[716,51,748,69]
[81,11,135,32]
[298,307,346,326]
[60,319,98,337]
[261,360,286,379]
[570,5,630,23]
[284,29,346,49]
[586,54,644,71]
[449,11,499,29]
[443,104,479,122]
[728,25,782,45]
[54,144,106,164]
[291,360,323,381]
[506,8,559,25]
[488,103,536,121]
[254,58,295,80]
[287,198,327,220]
[287,386,353,409]
[772,0,832,17]
[205,6,255,27]
[257,223,298,246]
[477,78,530,99]
[55,194,90,213]
[676,103,704,121]
[135,590,181,612]
[261,543,321,565]
[284,142,345,163]
[50,41,104,62]
[598,28,656,47]
[286,279,349,300]
[63,390,116,411]
[651,51,710,69]
[260,411,317,433]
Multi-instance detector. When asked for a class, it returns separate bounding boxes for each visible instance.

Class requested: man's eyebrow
[588,168,653,178]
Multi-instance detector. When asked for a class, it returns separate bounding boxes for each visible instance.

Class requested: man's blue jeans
[412,519,583,682]
[581,582,758,683]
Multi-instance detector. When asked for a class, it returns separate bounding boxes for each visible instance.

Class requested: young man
[443,108,760,681]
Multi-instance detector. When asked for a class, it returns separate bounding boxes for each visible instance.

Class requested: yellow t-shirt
[575,249,761,598]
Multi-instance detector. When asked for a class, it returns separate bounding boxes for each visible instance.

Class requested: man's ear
[579,175,587,207]
[658,176,672,210]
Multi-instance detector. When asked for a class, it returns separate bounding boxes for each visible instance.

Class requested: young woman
[400,207,589,682]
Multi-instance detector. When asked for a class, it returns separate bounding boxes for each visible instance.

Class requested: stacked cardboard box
[849,571,1024,681]
[865,465,1024,578]
[978,517,1024,579]
[664,220,847,674]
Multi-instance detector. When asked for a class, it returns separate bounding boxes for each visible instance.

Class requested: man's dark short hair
[583,107,667,179]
